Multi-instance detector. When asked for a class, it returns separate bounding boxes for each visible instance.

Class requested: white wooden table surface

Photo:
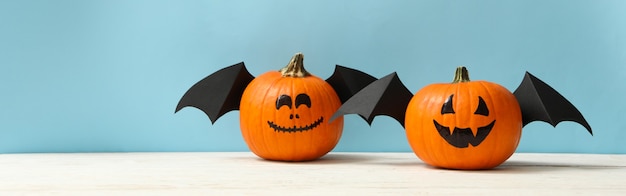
[0,152,624,195]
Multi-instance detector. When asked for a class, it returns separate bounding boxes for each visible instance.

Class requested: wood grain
[0,152,624,195]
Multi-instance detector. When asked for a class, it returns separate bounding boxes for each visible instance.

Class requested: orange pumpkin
[405,67,522,169]
[239,53,343,161]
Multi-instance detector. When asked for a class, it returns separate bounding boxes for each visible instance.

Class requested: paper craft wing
[330,72,413,127]
[325,65,377,103]
[512,72,592,135]
[175,62,254,124]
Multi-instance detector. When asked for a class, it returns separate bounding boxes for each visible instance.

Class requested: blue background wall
[1,0,624,153]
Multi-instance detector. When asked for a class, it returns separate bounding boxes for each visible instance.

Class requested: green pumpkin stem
[280,52,311,77]
[452,66,471,83]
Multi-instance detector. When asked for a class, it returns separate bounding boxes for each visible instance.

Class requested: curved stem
[452,66,471,83]
[280,53,311,77]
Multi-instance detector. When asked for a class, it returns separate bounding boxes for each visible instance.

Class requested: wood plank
[0,152,624,195]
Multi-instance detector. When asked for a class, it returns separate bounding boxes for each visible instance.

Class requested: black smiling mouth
[268,117,324,133]
[433,120,496,148]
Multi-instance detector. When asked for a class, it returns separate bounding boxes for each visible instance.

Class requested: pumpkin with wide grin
[239,53,343,161]
[405,67,522,169]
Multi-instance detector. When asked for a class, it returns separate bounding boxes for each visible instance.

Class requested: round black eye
[441,94,455,114]
[474,96,489,116]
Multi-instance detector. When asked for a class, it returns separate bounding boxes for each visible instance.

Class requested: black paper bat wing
[330,72,413,127]
[175,62,254,124]
[513,72,592,135]
[175,63,374,124]
[326,65,378,103]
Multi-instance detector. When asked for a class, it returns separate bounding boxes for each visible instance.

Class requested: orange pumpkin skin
[405,67,522,169]
[239,54,343,161]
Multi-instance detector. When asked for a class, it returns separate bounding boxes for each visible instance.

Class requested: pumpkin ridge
[308,77,342,156]
[258,74,282,158]
[242,76,262,154]
[480,80,520,168]
[477,81,500,166]
[303,78,321,156]
[426,84,451,165]
[281,76,297,159]
[255,73,285,159]
[443,84,458,164]
[240,74,260,156]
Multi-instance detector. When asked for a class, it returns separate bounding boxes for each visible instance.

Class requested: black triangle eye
[441,94,455,114]
[474,96,489,116]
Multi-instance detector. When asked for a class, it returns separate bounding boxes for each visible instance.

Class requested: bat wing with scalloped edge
[330,72,413,127]
[326,65,378,103]
[513,72,592,135]
[175,62,254,124]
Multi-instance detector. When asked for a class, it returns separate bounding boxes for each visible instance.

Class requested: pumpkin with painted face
[332,65,591,169]
[405,67,522,169]
[177,52,377,162]
[239,54,343,161]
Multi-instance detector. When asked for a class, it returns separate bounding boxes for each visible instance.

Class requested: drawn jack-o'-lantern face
[405,67,522,169]
[268,93,324,133]
[434,95,495,148]
[239,61,343,162]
